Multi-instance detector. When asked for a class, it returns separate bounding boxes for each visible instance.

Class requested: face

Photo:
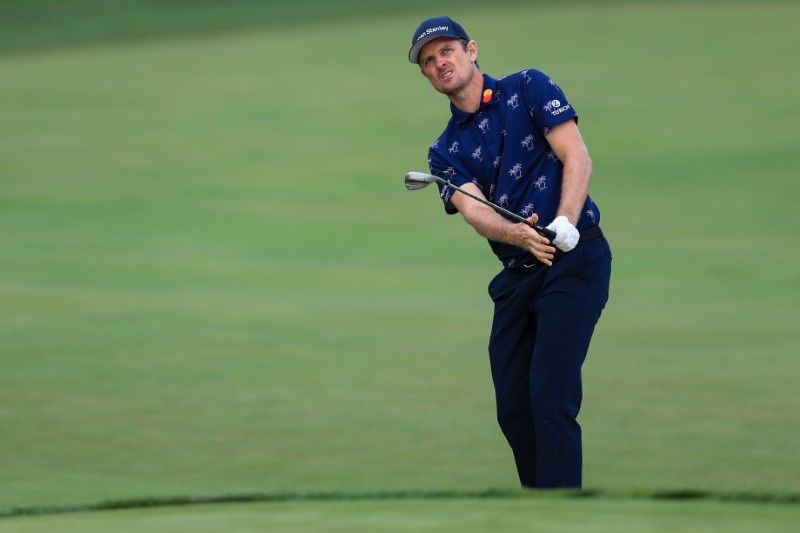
[418,38,478,96]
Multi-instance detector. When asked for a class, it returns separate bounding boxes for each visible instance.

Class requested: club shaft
[444,180,557,240]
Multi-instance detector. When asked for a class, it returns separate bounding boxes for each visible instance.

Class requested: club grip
[533,224,557,241]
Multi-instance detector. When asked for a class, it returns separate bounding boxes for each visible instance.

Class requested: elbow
[565,146,592,177]
[566,147,592,176]
[579,143,592,172]
[460,203,485,229]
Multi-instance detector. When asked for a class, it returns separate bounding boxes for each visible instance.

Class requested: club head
[404,171,445,190]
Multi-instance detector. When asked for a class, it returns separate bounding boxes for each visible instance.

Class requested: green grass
[3,496,800,532]
[0,0,531,54]
[1,0,799,529]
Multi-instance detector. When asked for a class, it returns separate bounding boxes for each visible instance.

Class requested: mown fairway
[4,496,800,532]
[1,0,798,529]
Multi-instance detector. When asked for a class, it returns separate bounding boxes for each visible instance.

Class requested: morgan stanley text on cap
[408,16,469,64]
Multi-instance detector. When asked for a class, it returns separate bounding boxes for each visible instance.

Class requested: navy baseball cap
[408,16,469,64]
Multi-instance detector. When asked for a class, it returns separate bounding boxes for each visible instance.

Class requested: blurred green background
[1,0,799,529]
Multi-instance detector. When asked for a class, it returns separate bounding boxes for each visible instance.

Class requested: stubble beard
[436,64,477,98]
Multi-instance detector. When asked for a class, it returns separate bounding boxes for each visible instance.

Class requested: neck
[449,67,483,113]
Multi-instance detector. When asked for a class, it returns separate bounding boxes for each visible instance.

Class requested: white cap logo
[416,25,449,42]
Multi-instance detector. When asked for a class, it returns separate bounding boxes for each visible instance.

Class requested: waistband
[510,225,604,269]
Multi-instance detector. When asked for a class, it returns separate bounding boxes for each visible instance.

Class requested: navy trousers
[487,234,611,489]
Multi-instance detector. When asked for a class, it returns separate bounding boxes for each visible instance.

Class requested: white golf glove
[546,216,580,252]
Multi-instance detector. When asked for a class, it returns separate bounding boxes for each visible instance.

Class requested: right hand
[516,213,556,266]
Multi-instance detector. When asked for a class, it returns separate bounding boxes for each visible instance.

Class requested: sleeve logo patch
[543,99,571,116]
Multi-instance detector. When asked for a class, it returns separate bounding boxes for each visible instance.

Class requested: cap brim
[408,34,458,64]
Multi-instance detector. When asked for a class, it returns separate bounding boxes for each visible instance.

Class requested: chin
[437,79,459,93]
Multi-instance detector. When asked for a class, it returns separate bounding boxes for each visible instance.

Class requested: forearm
[546,120,593,226]
[450,183,556,265]
[556,150,592,225]
[447,183,520,246]
[461,202,522,246]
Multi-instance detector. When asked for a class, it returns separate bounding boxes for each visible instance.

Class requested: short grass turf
[3,497,800,532]
[1,0,799,523]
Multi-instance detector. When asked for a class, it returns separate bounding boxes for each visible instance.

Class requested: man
[408,16,612,489]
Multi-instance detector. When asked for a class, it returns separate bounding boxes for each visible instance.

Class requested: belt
[514,226,604,269]
[577,225,603,242]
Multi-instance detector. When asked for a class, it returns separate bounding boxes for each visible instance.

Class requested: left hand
[518,213,556,266]
[546,216,580,252]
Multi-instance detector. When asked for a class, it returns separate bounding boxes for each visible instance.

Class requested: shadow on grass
[2,487,798,520]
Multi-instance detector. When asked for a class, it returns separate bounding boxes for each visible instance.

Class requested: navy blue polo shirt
[428,69,600,268]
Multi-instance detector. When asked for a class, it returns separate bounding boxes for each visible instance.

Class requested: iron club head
[404,171,446,190]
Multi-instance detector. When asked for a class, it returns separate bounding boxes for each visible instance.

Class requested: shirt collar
[450,74,498,126]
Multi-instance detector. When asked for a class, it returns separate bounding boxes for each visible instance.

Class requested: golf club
[404,171,557,240]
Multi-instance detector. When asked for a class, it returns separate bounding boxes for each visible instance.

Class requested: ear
[467,40,478,63]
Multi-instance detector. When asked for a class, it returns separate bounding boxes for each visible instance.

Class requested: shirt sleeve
[523,69,578,135]
[428,145,473,215]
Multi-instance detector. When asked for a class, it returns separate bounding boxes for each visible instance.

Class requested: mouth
[439,69,454,81]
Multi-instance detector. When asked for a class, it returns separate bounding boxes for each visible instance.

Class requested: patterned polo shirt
[428,69,600,267]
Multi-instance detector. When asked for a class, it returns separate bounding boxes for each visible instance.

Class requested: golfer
[408,16,612,488]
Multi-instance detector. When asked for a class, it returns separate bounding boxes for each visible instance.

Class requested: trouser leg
[487,268,545,487]
[529,237,611,488]
[488,237,611,489]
